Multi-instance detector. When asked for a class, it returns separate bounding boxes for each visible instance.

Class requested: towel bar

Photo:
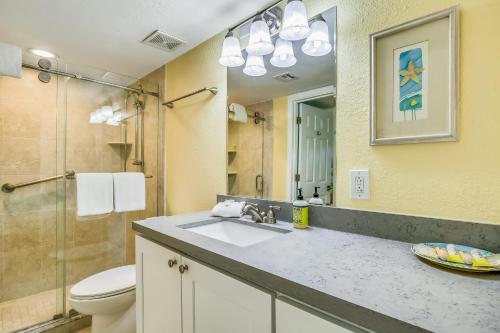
[2,172,153,193]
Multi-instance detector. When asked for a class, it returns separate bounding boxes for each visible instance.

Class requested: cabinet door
[181,257,272,333]
[136,236,182,333]
[276,299,362,333]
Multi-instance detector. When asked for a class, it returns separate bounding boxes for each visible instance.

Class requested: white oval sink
[180,218,290,247]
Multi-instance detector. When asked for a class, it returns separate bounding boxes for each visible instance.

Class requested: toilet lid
[70,265,135,300]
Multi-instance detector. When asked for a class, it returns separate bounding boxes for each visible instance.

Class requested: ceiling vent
[273,72,300,82]
[141,30,186,52]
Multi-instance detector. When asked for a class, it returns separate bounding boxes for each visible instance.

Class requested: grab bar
[163,87,218,108]
[2,170,76,193]
[2,171,154,193]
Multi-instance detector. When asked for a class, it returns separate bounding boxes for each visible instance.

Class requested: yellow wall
[160,0,500,224]
[305,0,500,223]
[272,96,288,200]
[164,34,228,215]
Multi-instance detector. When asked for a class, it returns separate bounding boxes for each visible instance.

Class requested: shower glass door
[0,57,63,332]
[0,56,160,332]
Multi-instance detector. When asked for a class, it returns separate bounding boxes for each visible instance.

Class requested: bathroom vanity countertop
[133,211,500,333]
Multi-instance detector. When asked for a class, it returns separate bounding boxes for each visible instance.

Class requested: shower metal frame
[22,63,159,97]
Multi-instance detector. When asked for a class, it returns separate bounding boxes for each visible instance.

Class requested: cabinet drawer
[276,298,365,333]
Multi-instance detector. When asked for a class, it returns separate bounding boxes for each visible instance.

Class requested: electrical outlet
[350,170,369,199]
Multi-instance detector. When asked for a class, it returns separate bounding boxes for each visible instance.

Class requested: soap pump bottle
[293,188,309,229]
[309,187,324,206]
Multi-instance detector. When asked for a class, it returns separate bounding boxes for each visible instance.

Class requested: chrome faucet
[242,203,281,224]
[242,203,265,223]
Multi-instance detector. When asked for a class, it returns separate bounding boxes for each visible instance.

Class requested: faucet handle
[264,206,281,224]
[244,202,259,209]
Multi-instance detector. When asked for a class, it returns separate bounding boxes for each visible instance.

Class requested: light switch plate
[350,170,369,199]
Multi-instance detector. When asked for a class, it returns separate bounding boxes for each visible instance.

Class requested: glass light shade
[100,106,114,119]
[270,38,297,68]
[219,32,245,67]
[246,16,274,56]
[280,0,310,41]
[112,111,124,122]
[106,118,120,126]
[243,55,267,76]
[89,111,104,124]
[301,20,332,56]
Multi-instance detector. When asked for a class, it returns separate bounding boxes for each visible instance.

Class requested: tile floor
[0,289,57,333]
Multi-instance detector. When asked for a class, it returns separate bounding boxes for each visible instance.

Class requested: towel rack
[163,87,218,108]
[2,171,154,193]
[1,170,76,193]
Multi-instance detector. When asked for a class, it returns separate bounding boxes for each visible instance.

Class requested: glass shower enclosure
[0,54,161,332]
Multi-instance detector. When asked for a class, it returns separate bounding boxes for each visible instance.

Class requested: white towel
[229,103,247,123]
[0,42,22,79]
[211,200,245,218]
[112,172,146,212]
[76,173,114,217]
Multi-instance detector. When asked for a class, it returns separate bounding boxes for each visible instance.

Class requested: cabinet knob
[168,259,177,268]
[179,264,189,274]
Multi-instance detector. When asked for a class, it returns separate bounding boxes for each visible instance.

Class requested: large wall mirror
[226,5,337,206]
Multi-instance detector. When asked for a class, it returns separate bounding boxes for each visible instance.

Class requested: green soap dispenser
[309,187,324,206]
[293,188,309,229]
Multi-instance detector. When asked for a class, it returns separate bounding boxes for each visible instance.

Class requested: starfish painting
[399,60,424,86]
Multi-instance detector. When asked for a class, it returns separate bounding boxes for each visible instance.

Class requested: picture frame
[370,7,459,145]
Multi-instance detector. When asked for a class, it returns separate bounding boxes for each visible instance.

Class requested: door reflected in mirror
[226,5,337,206]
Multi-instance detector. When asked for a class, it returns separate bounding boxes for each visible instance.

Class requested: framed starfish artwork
[370,7,459,145]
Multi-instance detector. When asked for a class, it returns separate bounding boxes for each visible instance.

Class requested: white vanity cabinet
[135,235,272,333]
[276,299,361,333]
[136,235,182,333]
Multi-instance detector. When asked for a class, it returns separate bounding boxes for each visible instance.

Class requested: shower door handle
[256,174,263,195]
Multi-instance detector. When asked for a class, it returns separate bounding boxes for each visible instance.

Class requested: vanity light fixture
[270,38,296,68]
[243,55,267,76]
[218,31,245,67]
[246,15,274,56]
[89,106,123,125]
[29,48,56,58]
[279,0,310,41]
[301,18,332,56]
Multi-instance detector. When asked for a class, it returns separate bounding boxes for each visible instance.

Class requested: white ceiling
[0,0,273,79]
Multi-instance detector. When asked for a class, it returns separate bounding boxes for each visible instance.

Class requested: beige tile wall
[0,68,59,302]
[227,100,273,198]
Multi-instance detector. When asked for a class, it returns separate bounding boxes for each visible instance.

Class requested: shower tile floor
[0,287,76,333]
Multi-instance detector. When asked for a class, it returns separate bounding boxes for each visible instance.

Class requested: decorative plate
[411,242,500,273]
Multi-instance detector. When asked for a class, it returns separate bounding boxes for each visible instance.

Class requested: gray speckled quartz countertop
[133,211,500,333]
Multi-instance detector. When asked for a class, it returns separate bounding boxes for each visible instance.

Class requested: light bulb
[29,49,56,58]
[280,0,310,41]
[270,38,297,68]
[246,15,274,56]
[106,118,120,126]
[219,31,245,67]
[243,55,267,77]
[89,111,105,124]
[100,106,114,119]
[301,19,332,56]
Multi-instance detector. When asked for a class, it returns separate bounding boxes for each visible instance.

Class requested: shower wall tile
[3,212,43,256]
[0,100,42,139]
[2,247,43,300]
[0,137,41,175]
[39,244,57,291]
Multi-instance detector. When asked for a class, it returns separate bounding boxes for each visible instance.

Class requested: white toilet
[69,265,136,333]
